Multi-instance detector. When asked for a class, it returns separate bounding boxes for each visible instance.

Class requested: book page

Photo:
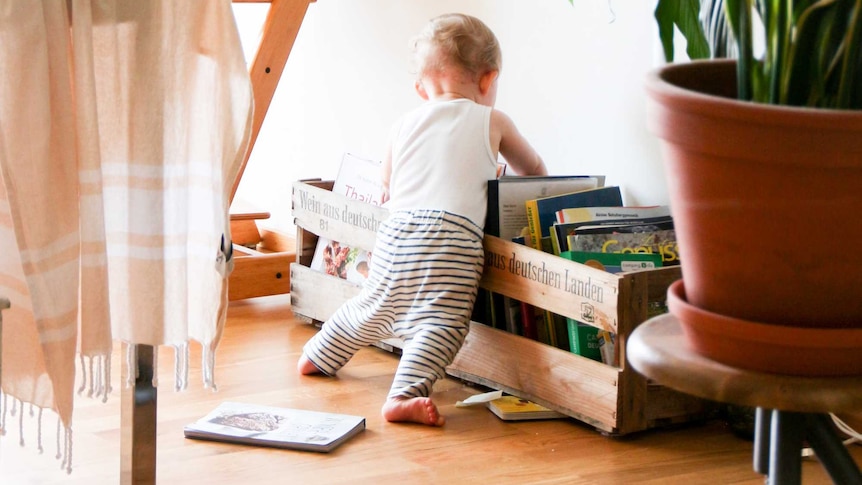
[494,176,603,241]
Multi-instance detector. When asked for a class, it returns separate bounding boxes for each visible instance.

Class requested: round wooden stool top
[627,314,862,413]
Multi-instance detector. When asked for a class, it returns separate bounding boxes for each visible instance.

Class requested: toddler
[298,13,547,426]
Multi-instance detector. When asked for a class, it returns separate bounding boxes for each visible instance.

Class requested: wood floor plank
[1,294,859,484]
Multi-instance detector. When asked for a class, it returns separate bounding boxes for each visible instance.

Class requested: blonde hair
[410,13,502,80]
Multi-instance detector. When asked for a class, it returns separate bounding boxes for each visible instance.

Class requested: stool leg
[754,408,772,475]
[804,414,862,485]
[770,410,804,485]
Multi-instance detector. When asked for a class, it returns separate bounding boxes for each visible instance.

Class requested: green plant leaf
[701,0,735,57]
[725,0,755,100]
[655,0,711,61]
[837,0,862,108]
[566,0,862,109]
[762,0,789,103]
[784,0,840,106]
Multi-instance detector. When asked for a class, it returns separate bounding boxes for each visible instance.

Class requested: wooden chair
[227,0,317,301]
[628,314,862,484]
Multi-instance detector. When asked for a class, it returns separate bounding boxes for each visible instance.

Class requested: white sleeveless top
[386,98,499,229]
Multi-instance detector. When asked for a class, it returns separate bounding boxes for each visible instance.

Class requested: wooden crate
[290,180,712,435]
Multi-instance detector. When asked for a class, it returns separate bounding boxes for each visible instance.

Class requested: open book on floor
[184,401,365,453]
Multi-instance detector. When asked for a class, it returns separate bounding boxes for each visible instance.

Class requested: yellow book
[487,396,566,421]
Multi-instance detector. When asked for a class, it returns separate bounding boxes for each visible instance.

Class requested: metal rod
[121,344,157,484]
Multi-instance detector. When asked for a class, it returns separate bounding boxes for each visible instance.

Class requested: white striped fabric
[0,0,251,472]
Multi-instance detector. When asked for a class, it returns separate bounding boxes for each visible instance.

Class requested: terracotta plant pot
[666,279,862,377]
[646,59,862,330]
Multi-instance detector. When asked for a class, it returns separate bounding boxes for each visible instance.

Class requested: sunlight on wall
[231,0,671,234]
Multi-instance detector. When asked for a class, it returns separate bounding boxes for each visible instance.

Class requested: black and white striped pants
[302,209,484,399]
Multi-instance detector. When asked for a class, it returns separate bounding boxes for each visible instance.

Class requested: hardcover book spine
[524,198,542,251]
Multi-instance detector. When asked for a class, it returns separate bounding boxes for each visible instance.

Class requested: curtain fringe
[78,353,112,402]
[1,350,109,473]
[2,341,216,473]
[0,391,72,473]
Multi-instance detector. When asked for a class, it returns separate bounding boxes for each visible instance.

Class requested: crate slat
[292,180,387,252]
[480,235,622,333]
[448,322,620,432]
[289,263,360,322]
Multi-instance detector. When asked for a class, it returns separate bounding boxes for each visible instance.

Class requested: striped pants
[302,209,484,399]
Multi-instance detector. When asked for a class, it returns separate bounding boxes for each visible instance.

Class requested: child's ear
[414,80,429,100]
[479,70,499,95]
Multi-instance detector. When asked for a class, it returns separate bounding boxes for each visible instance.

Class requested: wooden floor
[2,294,860,484]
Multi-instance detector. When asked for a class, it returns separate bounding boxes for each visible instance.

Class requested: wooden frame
[227,0,317,300]
[289,180,713,435]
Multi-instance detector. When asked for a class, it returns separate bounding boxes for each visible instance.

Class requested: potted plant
[643,1,862,376]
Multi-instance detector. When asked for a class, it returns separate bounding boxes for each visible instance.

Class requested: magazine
[184,401,366,453]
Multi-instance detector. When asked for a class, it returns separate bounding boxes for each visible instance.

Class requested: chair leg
[754,407,772,475]
[805,414,862,485]
[769,410,804,485]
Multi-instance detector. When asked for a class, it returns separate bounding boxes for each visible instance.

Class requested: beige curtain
[0,0,252,470]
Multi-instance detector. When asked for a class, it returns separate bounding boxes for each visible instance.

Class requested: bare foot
[297,354,323,375]
[382,397,445,426]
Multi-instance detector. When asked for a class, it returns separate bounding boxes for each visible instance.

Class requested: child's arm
[491,109,548,176]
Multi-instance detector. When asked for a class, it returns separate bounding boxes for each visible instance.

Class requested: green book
[560,251,663,364]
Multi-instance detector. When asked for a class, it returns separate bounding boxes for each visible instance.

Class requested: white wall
[232,0,670,234]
